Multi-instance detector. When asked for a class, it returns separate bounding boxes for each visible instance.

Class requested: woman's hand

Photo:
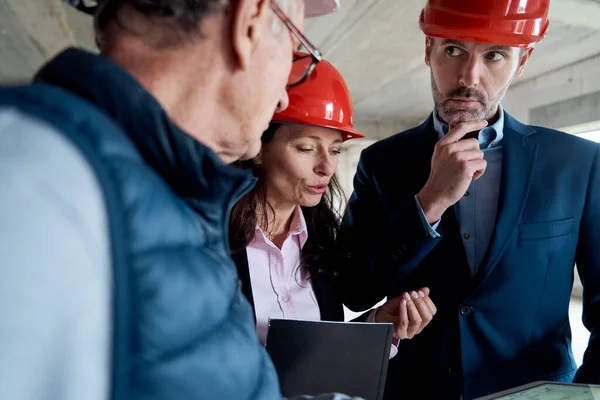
[374,287,437,339]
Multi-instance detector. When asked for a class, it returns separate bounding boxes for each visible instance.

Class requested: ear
[425,37,432,66]
[514,47,534,79]
[230,0,271,70]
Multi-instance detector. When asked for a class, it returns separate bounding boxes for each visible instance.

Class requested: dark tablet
[265,318,393,400]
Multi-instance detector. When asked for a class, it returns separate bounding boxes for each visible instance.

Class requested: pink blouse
[246,207,398,358]
[246,206,321,345]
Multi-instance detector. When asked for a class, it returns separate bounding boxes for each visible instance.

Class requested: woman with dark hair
[230,57,437,347]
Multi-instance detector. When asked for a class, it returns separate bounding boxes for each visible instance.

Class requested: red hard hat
[419,0,550,48]
[272,54,364,141]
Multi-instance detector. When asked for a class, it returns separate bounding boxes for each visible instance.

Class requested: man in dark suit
[336,0,600,399]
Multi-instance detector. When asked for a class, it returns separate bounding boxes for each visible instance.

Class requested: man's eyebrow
[440,39,467,47]
[486,45,512,52]
[440,39,512,53]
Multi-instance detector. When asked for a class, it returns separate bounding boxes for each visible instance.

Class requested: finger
[469,159,487,181]
[398,292,414,338]
[412,294,434,332]
[439,120,488,145]
[461,130,481,141]
[444,138,481,154]
[395,298,409,339]
[451,148,485,162]
[421,294,437,316]
[417,287,436,314]
[406,297,422,339]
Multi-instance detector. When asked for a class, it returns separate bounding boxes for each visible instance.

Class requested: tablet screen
[493,383,600,399]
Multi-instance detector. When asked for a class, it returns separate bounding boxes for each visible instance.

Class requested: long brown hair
[229,123,346,269]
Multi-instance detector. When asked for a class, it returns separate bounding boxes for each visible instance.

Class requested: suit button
[463,232,471,240]
[460,305,473,316]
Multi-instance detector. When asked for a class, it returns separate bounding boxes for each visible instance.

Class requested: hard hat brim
[272,115,365,142]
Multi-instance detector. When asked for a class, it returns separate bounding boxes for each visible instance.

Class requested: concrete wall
[504,53,600,127]
[0,0,95,84]
[354,117,427,141]
[336,139,376,203]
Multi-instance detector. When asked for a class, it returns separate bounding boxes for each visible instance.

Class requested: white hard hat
[305,0,340,18]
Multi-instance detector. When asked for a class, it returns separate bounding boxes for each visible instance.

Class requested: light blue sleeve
[414,195,441,238]
[0,108,110,400]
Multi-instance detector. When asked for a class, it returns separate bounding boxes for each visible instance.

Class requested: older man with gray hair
[0,1,358,399]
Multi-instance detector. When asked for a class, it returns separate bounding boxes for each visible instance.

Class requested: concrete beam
[354,116,426,140]
[549,0,600,30]
[504,53,600,124]
[530,90,600,129]
[0,0,95,83]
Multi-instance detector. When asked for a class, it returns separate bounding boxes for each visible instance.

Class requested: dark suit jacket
[336,112,600,399]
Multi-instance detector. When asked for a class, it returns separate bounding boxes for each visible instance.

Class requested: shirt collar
[432,104,505,149]
[255,206,308,248]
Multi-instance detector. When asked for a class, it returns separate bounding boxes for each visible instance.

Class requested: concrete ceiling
[1,0,599,128]
[304,0,600,124]
[0,0,95,84]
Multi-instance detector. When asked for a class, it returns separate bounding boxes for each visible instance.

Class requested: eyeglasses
[270,0,323,88]
[66,0,321,88]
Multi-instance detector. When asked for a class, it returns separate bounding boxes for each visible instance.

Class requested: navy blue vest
[0,48,282,400]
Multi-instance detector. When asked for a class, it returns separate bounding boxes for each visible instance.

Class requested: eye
[330,148,342,155]
[297,147,313,153]
[486,51,504,61]
[446,46,464,57]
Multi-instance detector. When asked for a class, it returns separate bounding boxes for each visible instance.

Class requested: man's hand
[374,287,437,339]
[417,120,488,223]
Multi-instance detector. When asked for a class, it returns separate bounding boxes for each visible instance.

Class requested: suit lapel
[232,250,257,323]
[475,113,539,286]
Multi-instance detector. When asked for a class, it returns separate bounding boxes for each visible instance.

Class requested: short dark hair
[94,0,228,48]
[427,37,434,57]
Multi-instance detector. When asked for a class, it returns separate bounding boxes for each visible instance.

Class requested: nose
[275,88,289,113]
[315,153,336,177]
[458,56,480,88]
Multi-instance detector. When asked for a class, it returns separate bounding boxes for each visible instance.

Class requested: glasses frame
[67,0,321,87]
[270,0,323,88]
